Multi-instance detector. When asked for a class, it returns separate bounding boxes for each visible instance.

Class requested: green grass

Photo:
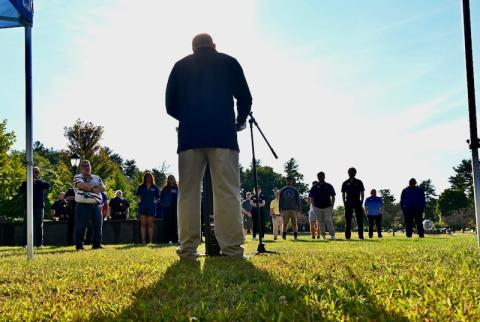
[1,234,480,321]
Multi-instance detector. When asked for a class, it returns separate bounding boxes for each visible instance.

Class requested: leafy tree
[103,147,124,167]
[241,160,284,202]
[123,159,139,179]
[64,119,104,160]
[379,189,395,205]
[449,159,473,203]
[442,208,475,230]
[420,179,438,221]
[437,189,470,224]
[152,162,170,188]
[283,157,308,195]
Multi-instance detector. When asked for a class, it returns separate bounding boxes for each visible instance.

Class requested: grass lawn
[1,233,480,321]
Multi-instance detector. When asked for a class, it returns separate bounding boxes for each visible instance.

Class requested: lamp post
[69,152,81,176]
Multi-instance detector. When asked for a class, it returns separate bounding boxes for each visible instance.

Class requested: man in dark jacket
[280,177,301,241]
[400,178,426,238]
[166,33,252,259]
[19,166,50,246]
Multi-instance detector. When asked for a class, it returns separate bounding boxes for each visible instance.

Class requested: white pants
[271,215,283,239]
[314,206,335,237]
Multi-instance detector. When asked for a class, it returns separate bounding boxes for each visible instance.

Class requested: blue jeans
[75,203,102,248]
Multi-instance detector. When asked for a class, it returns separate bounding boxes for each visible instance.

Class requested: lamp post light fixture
[69,152,81,175]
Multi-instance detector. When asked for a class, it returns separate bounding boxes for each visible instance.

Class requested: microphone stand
[248,112,279,255]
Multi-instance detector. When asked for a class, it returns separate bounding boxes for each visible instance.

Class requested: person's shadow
[91,255,408,321]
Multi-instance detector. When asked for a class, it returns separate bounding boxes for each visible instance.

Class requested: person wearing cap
[280,176,301,241]
[341,167,365,240]
[400,178,426,238]
[364,189,383,238]
[166,33,252,259]
[19,166,50,247]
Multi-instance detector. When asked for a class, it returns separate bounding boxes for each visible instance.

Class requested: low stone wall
[0,219,167,246]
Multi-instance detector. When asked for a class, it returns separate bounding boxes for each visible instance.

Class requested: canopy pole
[25,25,34,259]
[461,0,480,247]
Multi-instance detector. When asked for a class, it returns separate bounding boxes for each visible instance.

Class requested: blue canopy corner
[0,0,33,28]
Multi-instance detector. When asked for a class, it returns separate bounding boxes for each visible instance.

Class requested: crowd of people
[19,161,179,249]
[20,163,427,251]
[242,168,427,242]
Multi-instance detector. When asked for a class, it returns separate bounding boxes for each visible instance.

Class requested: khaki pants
[177,148,244,258]
[282,210,298,232]
[314,206,335,237]
[271,215,283,239]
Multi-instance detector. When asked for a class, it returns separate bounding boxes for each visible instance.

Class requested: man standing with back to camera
[166,33,252,259]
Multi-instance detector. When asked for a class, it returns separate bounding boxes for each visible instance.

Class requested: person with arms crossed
[19,166,50,247]
[166,33,252,259]
[241,192,254,240]
[73,160,105,250]
[250,187,266,241]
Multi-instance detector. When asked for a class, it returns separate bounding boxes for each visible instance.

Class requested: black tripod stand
[248,112,279,255]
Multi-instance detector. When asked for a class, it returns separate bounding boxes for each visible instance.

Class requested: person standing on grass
[280,177,301,241]
[19,166,50,247]
[136,172,160,245]
[64,188,76,245]
[341,167,365,240]
[307,183,319,239]
[241,192,254,239]
[309,173,336,240]
[400,178,426,238]
[364,189,383,238]
[161,175,179,244]
[73,160,105,250]
[270,190,283,240]
[166,33,252,259]
[250,187,266,241]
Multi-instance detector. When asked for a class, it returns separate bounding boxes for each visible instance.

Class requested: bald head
[192,33,215,52]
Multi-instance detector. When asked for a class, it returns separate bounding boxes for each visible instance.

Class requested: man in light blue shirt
[364,189,383,238]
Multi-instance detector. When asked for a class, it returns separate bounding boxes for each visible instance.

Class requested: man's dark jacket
[166,47,252,153]
[400,186,426,211]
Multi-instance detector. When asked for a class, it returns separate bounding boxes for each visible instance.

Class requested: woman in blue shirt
[161,175,179,244]
[136,172,160,245]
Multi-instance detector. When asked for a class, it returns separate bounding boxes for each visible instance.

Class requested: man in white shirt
[73,160,105,250]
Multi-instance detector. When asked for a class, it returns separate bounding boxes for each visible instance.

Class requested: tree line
[0,118,477,230]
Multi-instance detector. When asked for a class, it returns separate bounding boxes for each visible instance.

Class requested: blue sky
[0,0,479,198]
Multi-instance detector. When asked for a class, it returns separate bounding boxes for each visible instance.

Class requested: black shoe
[312,235,315,239]
[92,245,104,250]
[76,246,85,251]
[378,234,383,238]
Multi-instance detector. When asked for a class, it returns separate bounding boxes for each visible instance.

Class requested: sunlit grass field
[1,233,479,321]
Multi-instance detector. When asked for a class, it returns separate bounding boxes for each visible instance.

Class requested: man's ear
[213,43,216,50]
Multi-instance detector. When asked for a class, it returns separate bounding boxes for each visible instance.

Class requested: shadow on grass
[91,257,317,321]
[115,243,173,250]
[90,255,409,321]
